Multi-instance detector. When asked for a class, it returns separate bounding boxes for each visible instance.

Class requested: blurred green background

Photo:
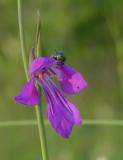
[0,0,123,159]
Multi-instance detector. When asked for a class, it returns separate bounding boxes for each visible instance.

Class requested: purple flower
[15,54,88,138]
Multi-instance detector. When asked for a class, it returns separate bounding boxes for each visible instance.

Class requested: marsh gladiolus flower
[15,54,88,138]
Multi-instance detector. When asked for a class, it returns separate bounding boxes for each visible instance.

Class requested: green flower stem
[17,0,49,160]
[35,104,49,160]
[17,0,28,79]
[35,10,41,57]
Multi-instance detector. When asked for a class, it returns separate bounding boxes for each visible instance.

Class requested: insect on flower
[51,51,66,65]
[14,51,88,139]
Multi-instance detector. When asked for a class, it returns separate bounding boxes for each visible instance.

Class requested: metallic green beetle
[52,51,66,65]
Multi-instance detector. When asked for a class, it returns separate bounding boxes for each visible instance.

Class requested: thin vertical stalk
[17,0,49,160]
[35,10,41,57]
[17,0,28,79]
[35,10,49,160]
[35,103,49,160]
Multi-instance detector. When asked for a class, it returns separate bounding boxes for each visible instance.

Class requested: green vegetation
[0,0,123,159]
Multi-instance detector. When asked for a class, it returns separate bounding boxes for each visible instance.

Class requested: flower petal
[66,101,82,125]
[53,65,88,95]
[15,79,40,106]
[38,75,82,138]
[29,57,57,77]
